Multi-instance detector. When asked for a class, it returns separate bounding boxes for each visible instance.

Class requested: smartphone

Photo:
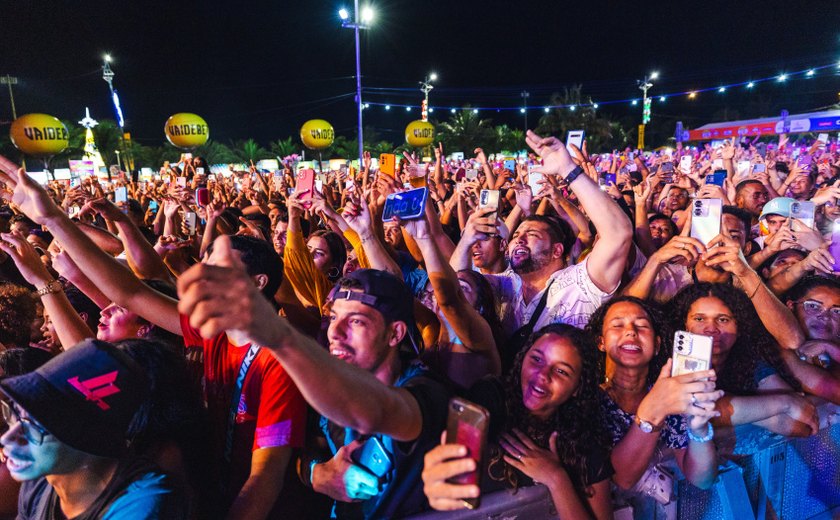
[713,158,724,170]
[176,176,187,188]
[148,200,158,212]
[660,161,675,173]
[604,173,617,186]
[565,129,585,155]
[830,220,840,272]
[273,172,284,187]
[797,155,813,170]
[297,168,316,200]
[196,167,205,175]
[345,179,355,192]
[736,160,751,176]
[504,159,516,173]
[185,211,197,236]
[753,163,766,173]
[705,170,727,187]
[381,187,428,222]
[114,186,127,204]
[818,133,829,144]
[314,178,324,194]
[183,152,193,160]
[789,200,816,230]
[690,198,722,246]
[68,205,80,218]
[671,331,713,377]
[479,189,500,221]
[465,169,479,181]
[445,397,490,510]
[679,155,693,173]
[379,153,397,178]
[527,172,544,196]
[70,174,81,189]
[350,437,393,484]
[195,187,210,207]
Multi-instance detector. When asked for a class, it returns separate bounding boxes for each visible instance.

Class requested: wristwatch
[36,279,63,297]
[634,415,663,434]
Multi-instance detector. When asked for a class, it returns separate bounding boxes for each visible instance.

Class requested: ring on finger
[691,393,698,406]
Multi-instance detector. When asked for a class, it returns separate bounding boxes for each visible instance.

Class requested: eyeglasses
[1,401,48,445]
[796,300,840,319]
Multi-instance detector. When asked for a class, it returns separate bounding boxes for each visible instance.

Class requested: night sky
[2,1,839,147]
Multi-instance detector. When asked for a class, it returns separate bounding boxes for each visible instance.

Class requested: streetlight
[520,90,529,131]
[637,71,657,150]
[339,3,374,167]
[420,73,436,121]
[102,54,131,176]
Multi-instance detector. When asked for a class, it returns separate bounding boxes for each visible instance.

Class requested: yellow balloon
[300,119,335,150]
[405,120,435,148]
[164,113,209,149]
[9,114,69,156]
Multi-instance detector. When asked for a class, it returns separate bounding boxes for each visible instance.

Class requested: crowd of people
[0,128,838,519]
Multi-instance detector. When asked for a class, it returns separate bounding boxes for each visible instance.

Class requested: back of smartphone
[705,170,727,187]
[297,168,315,199]
[672,331,713,377]
[789,200,816,230]
[690,198,722,246]
[479,189,500,221]
[527,171,544,196]
[381,187,427,221]
[445,397,490,510]
[565,130,585,155]
[379,153,396,178]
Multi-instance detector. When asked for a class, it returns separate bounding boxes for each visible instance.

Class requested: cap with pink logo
[0,339,149,457]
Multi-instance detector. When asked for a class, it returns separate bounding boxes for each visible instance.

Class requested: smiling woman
[422,324,615,519]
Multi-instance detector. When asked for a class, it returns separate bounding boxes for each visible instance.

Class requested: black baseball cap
[0,339,149,458]
[328,269,423,356]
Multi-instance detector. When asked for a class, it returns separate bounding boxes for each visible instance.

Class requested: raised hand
[524,130,576,179]
[422,437,480,511]
[342,193,374,237]
[0,232,53,286]
[0,156,65,224]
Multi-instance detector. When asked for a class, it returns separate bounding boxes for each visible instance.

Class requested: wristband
[563,165,584,186]
[687,422,714,443]
[36,279,63,297]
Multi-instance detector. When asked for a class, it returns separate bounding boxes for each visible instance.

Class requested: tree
[195,140,238,164]
[536,86,615,151]
[269,137,299,159]
[230,138,271,163]
[493,125,525,154]
[91,119,125,167]
[436,109,496,154]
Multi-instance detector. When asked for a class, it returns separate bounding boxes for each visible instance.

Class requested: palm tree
[493,125,525,154]
[195,140,238,164]
[436,109,496,154]
[269,137,298,159]
[536,86,614,151]
[230,138,271,163]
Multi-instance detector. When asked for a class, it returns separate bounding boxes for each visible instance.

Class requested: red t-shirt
[180,314,306,493]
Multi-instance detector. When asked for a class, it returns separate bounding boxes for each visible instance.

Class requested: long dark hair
[457,269,505,348]
[489,324,610,496]
[585,296,672,387]
[669,283,801,393]
[311,230,347,282]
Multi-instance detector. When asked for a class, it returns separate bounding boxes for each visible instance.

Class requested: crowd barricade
[407,404,840,520]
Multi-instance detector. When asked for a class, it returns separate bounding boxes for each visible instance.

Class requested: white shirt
[485,258,615,335]
[650,263,693,304]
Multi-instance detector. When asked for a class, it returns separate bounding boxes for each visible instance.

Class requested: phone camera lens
[694,200,702,207]
[694,210,702,216]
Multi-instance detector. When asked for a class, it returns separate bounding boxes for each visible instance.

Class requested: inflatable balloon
[300,119,335,150]
[164,113,209,149]
[405,120,434,148]
[9,114,69,156]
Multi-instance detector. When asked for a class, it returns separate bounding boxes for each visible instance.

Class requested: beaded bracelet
[687,422,714,443]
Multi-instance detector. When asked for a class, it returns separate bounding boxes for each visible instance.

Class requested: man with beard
[455,131,633,337]
[450,207,508,275]
[734,179,770,238]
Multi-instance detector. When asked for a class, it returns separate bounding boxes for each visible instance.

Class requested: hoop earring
[327,266,341,279]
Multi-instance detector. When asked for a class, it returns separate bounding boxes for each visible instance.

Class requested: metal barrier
[408,407,840,520]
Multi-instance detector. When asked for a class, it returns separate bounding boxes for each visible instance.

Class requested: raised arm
[177,236,425,442]
[526,132,632,292]
[401,214,501,375]
[0,158,181,335]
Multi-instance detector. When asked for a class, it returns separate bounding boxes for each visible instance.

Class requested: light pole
[340,3,373,168]
[637,71,658,149]
[420,73,437,122]
[520,90,529,131]
[1,75,19,119]
[102,55,131,175]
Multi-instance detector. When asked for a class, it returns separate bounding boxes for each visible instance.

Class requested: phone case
[690,198,722,246]
[297,169,316,199]
[351,437,393,480]
[528,172,544,196]
[830,222,840,272]
[381,188,427,222]
[379,154,396,177]
[445,398,490,509]
[789,201,816,230]
[671,331,713,376]
[185,212,197,236]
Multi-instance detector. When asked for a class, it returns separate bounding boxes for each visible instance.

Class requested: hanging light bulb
[746,82,755,88]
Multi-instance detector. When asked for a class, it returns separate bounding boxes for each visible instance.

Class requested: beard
[511,248,552,275]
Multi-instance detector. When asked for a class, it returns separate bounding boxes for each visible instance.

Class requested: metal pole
[2,75,18,119]
[354,0,364,168]
[521,91,529,131]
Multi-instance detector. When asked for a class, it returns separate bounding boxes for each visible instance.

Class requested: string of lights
[359,61,840,113]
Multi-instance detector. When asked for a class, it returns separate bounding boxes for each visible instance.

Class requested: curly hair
[488,323,611,496]
[668,283,801,393]
[0,283,36,348]
[585,296,672,387]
